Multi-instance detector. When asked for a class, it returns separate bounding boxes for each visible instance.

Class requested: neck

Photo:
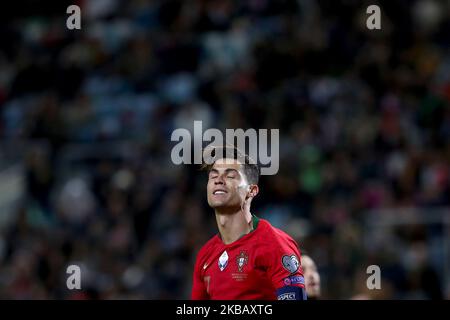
[215,208,253,245]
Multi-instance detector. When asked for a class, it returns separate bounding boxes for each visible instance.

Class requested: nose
[214,174,225,185]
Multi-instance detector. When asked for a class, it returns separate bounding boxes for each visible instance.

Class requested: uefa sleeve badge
[282,254,299,274]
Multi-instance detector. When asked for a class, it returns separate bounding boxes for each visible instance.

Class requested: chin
[208,200,225,208]
[310,290,320,298]
[209,202,237,211]
[211,203,230,209]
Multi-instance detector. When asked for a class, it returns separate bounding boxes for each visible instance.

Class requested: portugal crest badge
[236,251,248,272]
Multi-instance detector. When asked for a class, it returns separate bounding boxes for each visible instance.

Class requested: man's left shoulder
[257,218,298,245]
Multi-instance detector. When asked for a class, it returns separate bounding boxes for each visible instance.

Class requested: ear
[248,184,259,198]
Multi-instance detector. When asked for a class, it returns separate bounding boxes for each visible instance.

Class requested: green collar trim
[252,215,259,230]
[218,215,260,242]
[237,215,259,240]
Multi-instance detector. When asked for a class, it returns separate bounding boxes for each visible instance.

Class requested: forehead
[211,158,244,171]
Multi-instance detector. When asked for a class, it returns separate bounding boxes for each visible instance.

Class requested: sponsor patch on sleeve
[276,286,307,300]
[283,275,305,286]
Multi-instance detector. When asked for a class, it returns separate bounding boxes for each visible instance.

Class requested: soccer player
[302,254,321,299]
[191,146,306,300]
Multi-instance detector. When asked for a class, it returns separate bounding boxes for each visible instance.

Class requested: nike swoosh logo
[203,263,208,270]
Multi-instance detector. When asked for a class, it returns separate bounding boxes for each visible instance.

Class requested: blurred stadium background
[0,0,449,299]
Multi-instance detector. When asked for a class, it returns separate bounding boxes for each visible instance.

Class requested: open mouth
[213,190,227,195]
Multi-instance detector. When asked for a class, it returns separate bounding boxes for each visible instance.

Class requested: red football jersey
[191,216,306,300]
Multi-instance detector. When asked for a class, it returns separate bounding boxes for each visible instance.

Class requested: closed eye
[208,170,219,179]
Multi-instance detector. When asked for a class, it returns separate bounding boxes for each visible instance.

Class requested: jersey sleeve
[191,250,209,300]
[264,233,307,300]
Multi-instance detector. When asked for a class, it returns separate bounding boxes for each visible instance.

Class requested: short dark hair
[202,145,260,185]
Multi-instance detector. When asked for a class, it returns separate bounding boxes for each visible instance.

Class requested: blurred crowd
[0,0,449,299]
